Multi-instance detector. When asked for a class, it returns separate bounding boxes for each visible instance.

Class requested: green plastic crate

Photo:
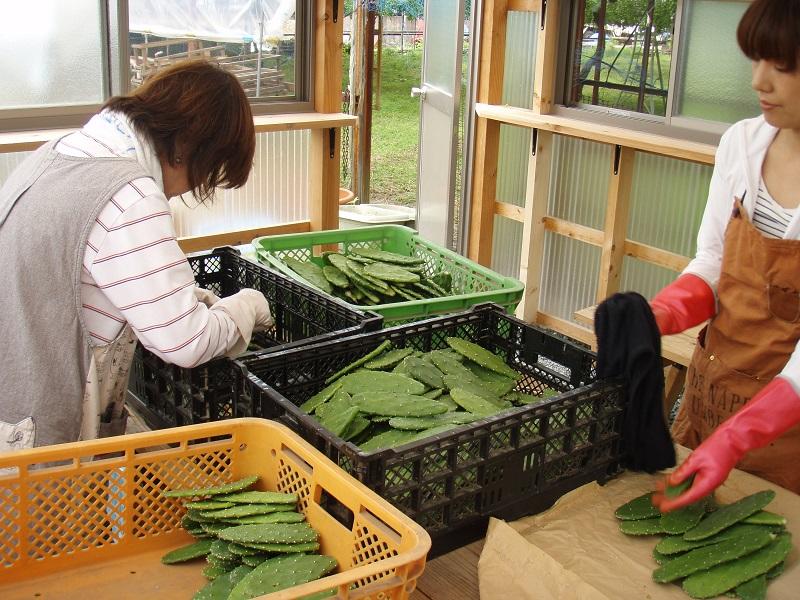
[253,225,524,324]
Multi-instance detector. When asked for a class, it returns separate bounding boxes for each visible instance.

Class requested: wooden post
[467,0,509,265]
[310,0,344,233]
[596,145,635,302]
[518,130,553,323]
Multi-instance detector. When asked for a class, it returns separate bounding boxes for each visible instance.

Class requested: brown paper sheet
[478,451,799,600]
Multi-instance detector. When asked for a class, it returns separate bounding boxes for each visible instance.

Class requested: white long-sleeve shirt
[684,115,800,391]
[56,111,242,367]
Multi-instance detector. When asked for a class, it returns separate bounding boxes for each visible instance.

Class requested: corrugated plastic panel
[492,10,538,279]
[540,231,601,322]
[171,129,310,236]
[548,135,610,229]
[620,255,681,301]
[490,214,523,278]
[627,151,712,256]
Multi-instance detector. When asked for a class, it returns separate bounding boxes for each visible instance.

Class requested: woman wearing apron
[0,60,273,450]
[652,0,800,511]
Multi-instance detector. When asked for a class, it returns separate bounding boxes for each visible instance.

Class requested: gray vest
[0,141,148,446]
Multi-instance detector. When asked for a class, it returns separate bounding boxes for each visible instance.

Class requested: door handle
[411,86,427,100]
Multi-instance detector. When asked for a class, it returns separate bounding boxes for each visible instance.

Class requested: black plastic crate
[238,303,626,556]
[127,246,382,430]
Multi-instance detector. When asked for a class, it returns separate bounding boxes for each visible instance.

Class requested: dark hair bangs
[737,0,800,71]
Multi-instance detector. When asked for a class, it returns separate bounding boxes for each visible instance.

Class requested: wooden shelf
[0,113,357,154]
[475,103,717,165]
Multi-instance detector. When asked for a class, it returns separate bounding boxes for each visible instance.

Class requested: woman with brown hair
[0,60,272,448]
[650,0,800,510]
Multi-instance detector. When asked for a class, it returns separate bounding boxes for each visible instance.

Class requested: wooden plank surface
[475,103,717,164]
[412,540,484,600]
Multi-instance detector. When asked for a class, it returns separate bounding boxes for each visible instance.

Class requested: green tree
[585,0,677,33]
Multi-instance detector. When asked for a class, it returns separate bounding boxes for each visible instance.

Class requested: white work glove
[194,286,221,307]
[211,288,273,357]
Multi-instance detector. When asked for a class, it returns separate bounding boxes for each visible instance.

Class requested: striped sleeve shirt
[57,126,242,367]
[753,181,796,239]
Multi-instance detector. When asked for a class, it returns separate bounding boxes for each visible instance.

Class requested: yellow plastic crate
[0,419,431,599]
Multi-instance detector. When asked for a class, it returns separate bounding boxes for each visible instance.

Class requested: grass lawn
[343,47,421,207]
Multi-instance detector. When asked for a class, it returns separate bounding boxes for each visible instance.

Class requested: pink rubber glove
[650,274,716,336]
[653,377,800,511]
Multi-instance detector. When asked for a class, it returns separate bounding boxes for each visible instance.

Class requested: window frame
[0,0,315,134]
[553,0,755,144]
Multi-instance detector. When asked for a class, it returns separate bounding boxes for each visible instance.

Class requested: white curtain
[129,0,296,42]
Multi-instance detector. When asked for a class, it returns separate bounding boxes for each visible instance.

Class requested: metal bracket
[531,129,539,156]
[541,0,547,30]
[333,0,339,23]
[329,128,336,159]
[613,144,622,175]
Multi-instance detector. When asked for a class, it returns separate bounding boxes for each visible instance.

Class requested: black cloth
[595,292,676,472]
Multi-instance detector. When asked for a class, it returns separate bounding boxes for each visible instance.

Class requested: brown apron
[672,200,800,492]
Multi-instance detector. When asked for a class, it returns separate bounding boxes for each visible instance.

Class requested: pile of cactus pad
[615,486,793,599]
[279,246,454,306]
[161,475,337,600]
[299,337,558,452]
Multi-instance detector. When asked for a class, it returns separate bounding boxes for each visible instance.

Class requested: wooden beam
[624,240,690,272]
[308,0,344,234]
[508,0,542,11]
[542,216,604,246]
[0,113,357,154]
[468,0,509,265]
[518,130,553,323]
[533,0,560,114]
[494,200,525,222]
[475,103,717,164]
[177,221,310,254]
[596,145,635,302]
[536,311,596,347]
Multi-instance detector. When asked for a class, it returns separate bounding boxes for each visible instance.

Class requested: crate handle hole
[319,488,355,531]
[239,443,247,452]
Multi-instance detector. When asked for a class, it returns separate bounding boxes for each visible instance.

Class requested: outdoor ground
[343,47,421,207]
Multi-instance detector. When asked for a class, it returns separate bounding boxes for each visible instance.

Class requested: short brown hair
[104,59,255,203]
[738,0,800,72]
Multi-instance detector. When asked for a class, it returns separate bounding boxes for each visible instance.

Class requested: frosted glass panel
[540,233,601,323]
[628,152,712,257]
[676,0,760,123]
[424,0,459,92]
[0,1,105,108]
[502,11,538,109]
[491,215,523,279]
[548,136,610,230]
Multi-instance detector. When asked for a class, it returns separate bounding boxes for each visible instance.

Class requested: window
[559,0,759,135]
[0,0,313,133]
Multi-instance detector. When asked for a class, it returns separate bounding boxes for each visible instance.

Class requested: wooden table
[574,305,706,416]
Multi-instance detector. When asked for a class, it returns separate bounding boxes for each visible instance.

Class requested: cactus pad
[363,262,421,283]
[284,257,333,294]
[339,371,426,396]
[216,491,298,505]
[162,475,259,498]
[619,517,665,536]
[320,405,360,438]
[655,523,779,555]
[446,337,520,379]
[683,490,776,541]
[202,564,232,581]
[351,392,448,416]
[742,510,787,527]
[241,554,271,567]
[241,541,321,553]
[322,265,349,288]
[218,523,318,545]
[388,413,479,430]
[652,528,774,583]
[161,539,214,564]
[228,554,338,600]
[614,492,661,521]
[401,356,445,389]
[349,247,424,265]
[665,473,696,499]
[194,565,253,600]
[324,340,393,384]
[200,503,295,520]
[359,428,420,452]
[423,388,444,399]
[341,414,371,441]
[449,388,503,417]
[185,500,235,511]
[299,381,342,414]
[681,534,792,598]
[734,575,767,600]
[364,348,413,370]
[660,498,708,534]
